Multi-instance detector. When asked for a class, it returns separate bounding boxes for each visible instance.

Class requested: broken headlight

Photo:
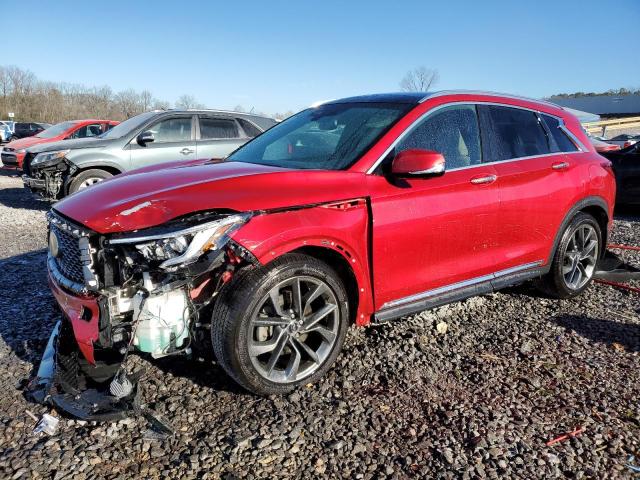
[109,213,251,269]
[30,149,70,168]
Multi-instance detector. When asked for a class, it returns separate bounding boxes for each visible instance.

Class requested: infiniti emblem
[49,230,61,258]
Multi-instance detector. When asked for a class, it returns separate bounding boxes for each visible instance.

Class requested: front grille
[51,224,85,284]
[1,150,17,166]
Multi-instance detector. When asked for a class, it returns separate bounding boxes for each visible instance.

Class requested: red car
[1,119,119,169]
[34,91,615,419]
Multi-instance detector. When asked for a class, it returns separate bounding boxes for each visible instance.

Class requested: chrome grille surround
[46,211,99,290]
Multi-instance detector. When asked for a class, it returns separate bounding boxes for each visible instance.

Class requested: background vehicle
[22,109,276,199]
[36,91,615,418]
[10,122,51,140]
[1,119,119,168]
[0,124,11,143]
[605,133,640,149]
[600,141,640,206]
[587,133,621,153]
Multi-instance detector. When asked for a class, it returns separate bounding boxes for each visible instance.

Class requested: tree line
[0,65,293,123]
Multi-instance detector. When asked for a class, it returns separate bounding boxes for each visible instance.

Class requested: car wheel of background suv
[68,169,113,194]
[211,253,349,395]
[539,212,602,299]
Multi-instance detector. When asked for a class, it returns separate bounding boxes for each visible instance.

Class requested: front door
[369,104,501,310]
[129,115,196,170]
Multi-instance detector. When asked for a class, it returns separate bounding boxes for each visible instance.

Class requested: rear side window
[396,104,482,169]
[541,114,579,152]
[199,117,239,139]
[479,105,551,161]
[237,118,261,137]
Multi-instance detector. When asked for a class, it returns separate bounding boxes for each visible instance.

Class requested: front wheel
[211,254,349,395]
[539,212,602,299]
[68,169,113,194]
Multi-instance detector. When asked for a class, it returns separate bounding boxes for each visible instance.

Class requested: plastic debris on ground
[33,414,59,436]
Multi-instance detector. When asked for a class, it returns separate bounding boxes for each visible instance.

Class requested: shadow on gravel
[0,249,57,371]
[152,356,246,395]
[0,168,51,212]
[555,314,640,352]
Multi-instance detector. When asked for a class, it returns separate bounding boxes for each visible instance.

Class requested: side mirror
[391,149,445,177]
[137,131,155,146]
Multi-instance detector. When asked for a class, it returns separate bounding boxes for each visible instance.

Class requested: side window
[541,114,579,152]
[103,123,115,133]
[72,124,103,139]
[396,104,482,169]
[237,118,262,137]
[479,105,551,161]
[199,117,240,139]
[148,117,193,143]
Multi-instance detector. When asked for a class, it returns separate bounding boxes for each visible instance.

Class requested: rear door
[369,104,501,310]
[478,105,585,271]
[196,115,247,159]
[129,115,196,169]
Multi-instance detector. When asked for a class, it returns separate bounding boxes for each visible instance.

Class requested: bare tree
[233,104,246,112]
[175,94,205,109]
[400,66,439,92]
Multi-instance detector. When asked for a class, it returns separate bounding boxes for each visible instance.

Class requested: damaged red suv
[34,91,615,419]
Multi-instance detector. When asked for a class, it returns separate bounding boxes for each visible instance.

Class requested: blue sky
[3,0,639,114]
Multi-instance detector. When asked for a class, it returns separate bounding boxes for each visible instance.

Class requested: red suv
[35,91,615,419]
[1,119,119,169]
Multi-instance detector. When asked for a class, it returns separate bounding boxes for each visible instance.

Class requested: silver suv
[22,109,276,200]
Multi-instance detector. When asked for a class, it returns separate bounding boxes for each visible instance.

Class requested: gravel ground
[0,169,639,479]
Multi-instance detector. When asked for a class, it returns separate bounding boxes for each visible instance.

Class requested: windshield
[227,102,412,170]
[36,121,77,139]
[98,111,158,140]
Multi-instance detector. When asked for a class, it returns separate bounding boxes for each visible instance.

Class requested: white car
[0,124,12,143]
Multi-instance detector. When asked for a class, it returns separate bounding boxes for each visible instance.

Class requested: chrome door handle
[180,148,194,155]
[470,174,497,185]
[552,161,570,170]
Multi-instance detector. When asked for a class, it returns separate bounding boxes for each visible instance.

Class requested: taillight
[623,141,632,148]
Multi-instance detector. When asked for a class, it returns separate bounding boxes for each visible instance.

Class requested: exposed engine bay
[22,153,75,201]
[30,209,256,420]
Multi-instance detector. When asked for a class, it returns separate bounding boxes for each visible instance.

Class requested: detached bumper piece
[594,245,640,295]
[29,319,141,421]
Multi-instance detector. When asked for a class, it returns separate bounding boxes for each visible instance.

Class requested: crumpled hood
[54,161,368,234]
[28,136,114,154]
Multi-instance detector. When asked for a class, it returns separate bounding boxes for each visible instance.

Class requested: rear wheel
[539,212,601,299]
[211,254,349,395]
[68,169,113,194]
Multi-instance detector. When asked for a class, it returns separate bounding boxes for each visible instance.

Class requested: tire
[538,212,602,299]
[211,253,349,395]
[68,169,113,194]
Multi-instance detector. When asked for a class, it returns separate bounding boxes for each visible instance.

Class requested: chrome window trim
[379,261,543,311]
[366,100,586,175]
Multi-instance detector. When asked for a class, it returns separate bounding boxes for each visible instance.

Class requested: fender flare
[547,195,610,266]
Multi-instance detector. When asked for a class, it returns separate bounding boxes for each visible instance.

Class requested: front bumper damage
[29,320,142,421]
[22,158,73,200]
[29,210,256,421]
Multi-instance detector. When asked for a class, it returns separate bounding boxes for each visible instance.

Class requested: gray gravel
[1,169,639,479]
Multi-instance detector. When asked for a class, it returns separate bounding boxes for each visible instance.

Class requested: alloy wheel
[562,224,599,290]
[248,276,340,384]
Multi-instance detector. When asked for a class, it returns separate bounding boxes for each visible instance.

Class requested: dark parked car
[11,122,52,140]
[601,141,640,206]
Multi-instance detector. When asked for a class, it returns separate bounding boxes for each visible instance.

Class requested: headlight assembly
[31,149,70,168]
[109,213,251,269]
